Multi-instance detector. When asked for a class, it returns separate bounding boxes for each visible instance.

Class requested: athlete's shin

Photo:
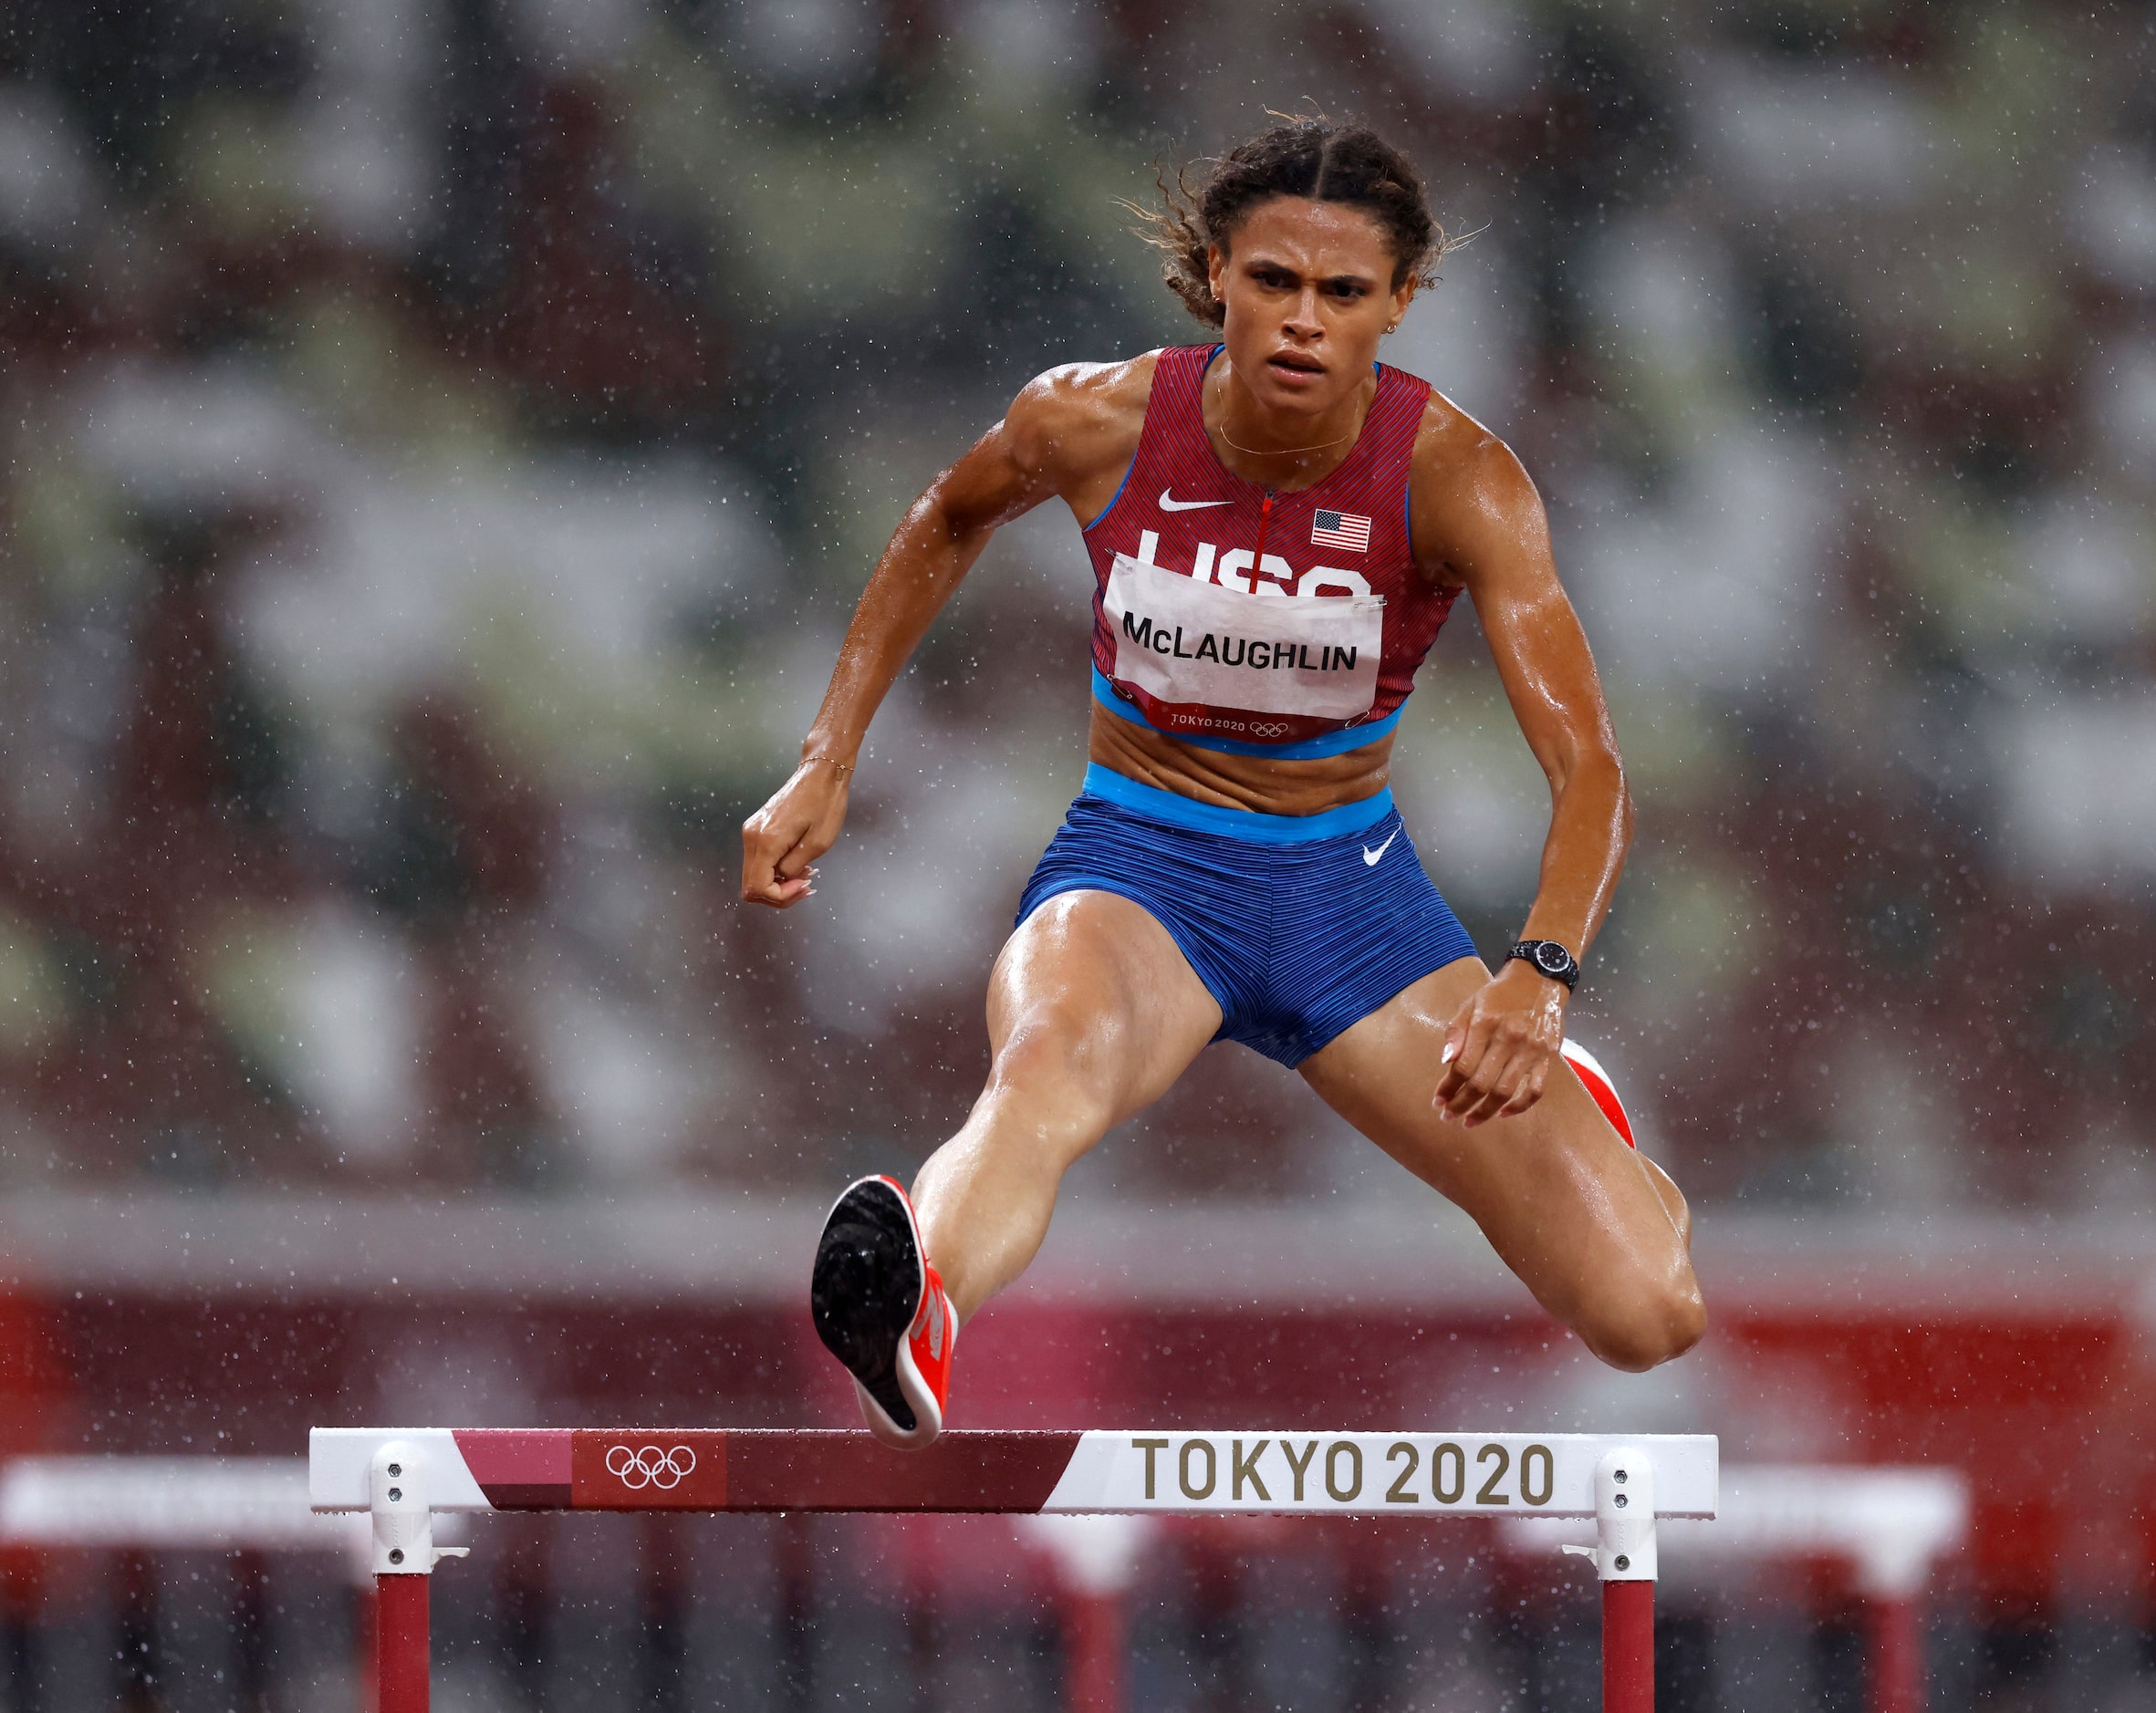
[911,1100,1087,1324]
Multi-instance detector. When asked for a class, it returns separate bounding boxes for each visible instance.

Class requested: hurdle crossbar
[312,1428,1716,1713]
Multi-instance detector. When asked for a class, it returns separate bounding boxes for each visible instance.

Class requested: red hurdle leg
[1061,1585,1127,1713]
[367,1439,463,1713]
[376,1573,431,1713]
[1593,1447,1657,1713]
[1866,1594,1922,1713]
[1602,1580,1654,1713]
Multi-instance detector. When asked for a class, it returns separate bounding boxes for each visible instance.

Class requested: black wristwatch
[1505,940,1580,991]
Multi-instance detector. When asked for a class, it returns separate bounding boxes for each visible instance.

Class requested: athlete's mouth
[1268,351,1325,378]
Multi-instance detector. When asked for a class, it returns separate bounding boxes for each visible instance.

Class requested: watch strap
[1505,940,1580,991]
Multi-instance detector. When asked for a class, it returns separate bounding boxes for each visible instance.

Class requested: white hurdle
[310,1427,1717,1712]
[1505,1464,1970,1713]
[0,1455,458,1711]
[0,1458,353,1557]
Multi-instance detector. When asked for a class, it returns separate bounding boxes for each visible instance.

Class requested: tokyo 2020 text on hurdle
[310,1427,1719,1713]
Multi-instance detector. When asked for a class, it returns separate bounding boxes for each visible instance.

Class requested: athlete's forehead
[1221,196,1393,283]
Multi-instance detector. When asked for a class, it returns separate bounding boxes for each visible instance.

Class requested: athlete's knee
[984,1004,1126,1137]
[1579,1270,1707,1373]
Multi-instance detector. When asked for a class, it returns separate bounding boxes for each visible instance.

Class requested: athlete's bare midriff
[1087,703,1394,815]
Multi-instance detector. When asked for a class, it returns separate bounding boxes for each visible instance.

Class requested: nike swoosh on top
[1159,491,1234,512]
[1362,829,1399,867]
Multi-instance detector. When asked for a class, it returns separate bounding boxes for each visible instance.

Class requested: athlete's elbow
[1550,742,1628,820]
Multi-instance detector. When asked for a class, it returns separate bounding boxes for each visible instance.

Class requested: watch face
[1535,943,1570,975]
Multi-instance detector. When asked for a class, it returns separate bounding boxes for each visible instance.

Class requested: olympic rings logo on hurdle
[1248,722,1291,737]
[605,1445,698,1490]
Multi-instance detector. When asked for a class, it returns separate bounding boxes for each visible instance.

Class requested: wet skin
[743,195,1705,1371]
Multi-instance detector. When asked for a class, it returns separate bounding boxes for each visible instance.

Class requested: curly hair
[1130,115,1446,327]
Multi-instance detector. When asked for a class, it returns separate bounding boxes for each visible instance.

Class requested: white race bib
[1103,553,1382,722]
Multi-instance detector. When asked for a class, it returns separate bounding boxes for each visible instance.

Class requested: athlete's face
[1208,197,1416,418]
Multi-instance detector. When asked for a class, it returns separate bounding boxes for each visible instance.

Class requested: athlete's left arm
[1411,407,1633,1126]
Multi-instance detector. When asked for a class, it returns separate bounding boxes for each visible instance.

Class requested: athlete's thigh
[986,888,1224,1126]
[1297,958,1686,1323]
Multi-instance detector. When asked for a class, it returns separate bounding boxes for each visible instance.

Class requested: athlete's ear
[1206,241,1229,315]
[1387,268,1419,332]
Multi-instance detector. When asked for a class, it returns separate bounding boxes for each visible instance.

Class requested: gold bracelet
[803,753,855,779]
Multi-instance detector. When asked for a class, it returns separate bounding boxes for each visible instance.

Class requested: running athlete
[744,118,1707,1448]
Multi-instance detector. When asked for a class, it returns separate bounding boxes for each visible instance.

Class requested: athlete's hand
[1434,961,1568,1126]
[741,758,851,908]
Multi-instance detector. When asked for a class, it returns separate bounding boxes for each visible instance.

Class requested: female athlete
[744,117,1707,1448]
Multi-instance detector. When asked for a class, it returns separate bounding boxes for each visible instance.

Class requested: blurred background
[0,0,2152,1708]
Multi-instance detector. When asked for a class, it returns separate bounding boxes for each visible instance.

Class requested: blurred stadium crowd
[0,0,2151,1208]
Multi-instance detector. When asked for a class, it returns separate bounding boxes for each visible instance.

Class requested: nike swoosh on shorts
[1159,491,1234,512]
[1363,829,1398,867]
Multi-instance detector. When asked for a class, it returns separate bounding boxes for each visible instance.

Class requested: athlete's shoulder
[1003,350,1163,480]
[1408,384,1537,503]
[1010,349,1161,426]
[1405,387,1546,586]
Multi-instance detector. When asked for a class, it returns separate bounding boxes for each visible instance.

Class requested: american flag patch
[1311,509,1371,553]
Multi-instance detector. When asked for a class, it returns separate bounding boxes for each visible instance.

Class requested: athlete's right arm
[740,357,1153,908]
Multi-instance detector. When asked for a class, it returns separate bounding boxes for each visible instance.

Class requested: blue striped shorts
[1015,765,1481,1067]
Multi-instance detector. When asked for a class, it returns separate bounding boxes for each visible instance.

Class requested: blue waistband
[1079,763,1395,844]
[1091,668,1402,758]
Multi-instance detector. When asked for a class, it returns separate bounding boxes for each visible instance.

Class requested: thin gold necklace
[1214,420,1358,456]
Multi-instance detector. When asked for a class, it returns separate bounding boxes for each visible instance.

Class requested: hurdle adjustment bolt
[1614,1493,1627,1507]
[388,1463,402,1478]
[389,1548,405,1565]
[388,1488,402,1502]
[1614,1554,1630,1572]
[1614,1469,1627,1483]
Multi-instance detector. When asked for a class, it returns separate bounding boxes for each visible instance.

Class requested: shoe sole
[810,1177,925,1437]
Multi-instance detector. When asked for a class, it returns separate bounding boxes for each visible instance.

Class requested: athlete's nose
[1285,285,1323,339]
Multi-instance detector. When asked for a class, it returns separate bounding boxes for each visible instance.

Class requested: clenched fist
[1432,959,1568,1126]
[741,757,852,908]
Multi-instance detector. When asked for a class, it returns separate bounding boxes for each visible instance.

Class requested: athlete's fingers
[1440,1009,1472,1074]
[742,861,815,908]
[1441,995,1536,1116]
[1496,1064,1548,1116]
[1457,1033,1528,1125]
[739,821,792,902]
[742,773,849,904]
[1436,1034,1495,1115]
[1452,1007,1560,1124]
[741,805,821,905]
[1495,1054,1551,1118]
[1435,1002,1501,1111]
[772,828,820,881]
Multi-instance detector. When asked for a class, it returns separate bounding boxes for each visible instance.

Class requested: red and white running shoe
[810,1175,957,1449]
[1560,1039,1636,1147]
